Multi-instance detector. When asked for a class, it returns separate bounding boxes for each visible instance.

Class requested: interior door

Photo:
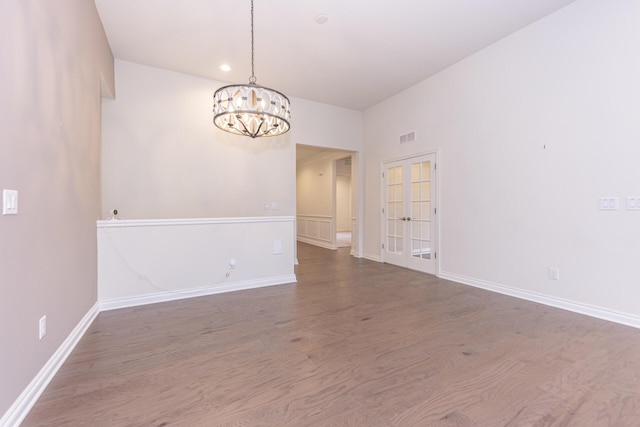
[383,153,436,274]
[383,160,406,267]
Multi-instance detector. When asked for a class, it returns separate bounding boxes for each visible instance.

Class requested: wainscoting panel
[296,215,335,250]
[97,217,296,309]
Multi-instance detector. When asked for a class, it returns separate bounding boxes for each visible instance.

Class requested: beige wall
[362,0,640,318]
[297,153,355,217]
[296,154,336,218]
[336,175,352,232]
[336,163,352,232]
[0,0,113,417]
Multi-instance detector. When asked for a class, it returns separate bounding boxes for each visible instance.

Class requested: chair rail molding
[296,215,335,250]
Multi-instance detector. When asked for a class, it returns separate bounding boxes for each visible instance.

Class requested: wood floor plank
[22,243,640,426]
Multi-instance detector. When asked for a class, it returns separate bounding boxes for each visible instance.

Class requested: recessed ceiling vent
[400,131,416,144]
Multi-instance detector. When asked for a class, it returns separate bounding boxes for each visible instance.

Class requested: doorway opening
[295,145,358,257]
[335,156,352,248]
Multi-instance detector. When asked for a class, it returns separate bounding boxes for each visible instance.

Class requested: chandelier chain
[212,0,290,138]
[249,0,256,84]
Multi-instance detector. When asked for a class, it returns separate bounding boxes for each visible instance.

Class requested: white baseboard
[2,275,298,425]
[439,271,640,329]
[296,236,336,250]
[99,275,297,311]
[363,253,382,262]
[0,303,99,427]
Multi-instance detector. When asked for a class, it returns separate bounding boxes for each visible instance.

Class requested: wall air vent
[400,131,416,144]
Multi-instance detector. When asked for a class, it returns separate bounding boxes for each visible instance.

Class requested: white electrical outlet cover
[273,239,283,255]
[600,197,619,210]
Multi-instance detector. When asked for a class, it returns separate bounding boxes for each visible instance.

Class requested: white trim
[434,148,441,278]
[439,271,640,329]
[296,236,336,250]
[99,275,297,311]
[2,274,297,424]
[97,216,296,229]
[0,303,99,427]
[381,149,439,164]
[363,254,382,263]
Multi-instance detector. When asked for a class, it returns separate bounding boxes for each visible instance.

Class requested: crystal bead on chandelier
[213,0,291,138]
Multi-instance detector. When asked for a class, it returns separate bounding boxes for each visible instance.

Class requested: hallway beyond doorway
[336,231,351,248]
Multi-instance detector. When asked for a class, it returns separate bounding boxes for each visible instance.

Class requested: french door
[383,153,436,274]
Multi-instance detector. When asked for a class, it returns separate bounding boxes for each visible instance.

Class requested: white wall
[0,0,113,422]
[102,60,293,219]
[98,217,296,308]
[290,99,363,252]
[362,0,640,321]
[102,60,363,220]
[289,99,363,153]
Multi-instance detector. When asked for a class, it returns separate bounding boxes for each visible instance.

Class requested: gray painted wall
[0,0,113,416]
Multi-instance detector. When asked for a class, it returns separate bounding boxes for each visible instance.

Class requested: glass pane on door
[410,160,431,260]
[386,165,403,255]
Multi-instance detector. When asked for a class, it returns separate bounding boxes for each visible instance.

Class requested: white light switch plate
[628,197,640,210]
[2,189,18,215]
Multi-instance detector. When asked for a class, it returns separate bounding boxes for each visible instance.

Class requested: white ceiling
[95,0,577,111]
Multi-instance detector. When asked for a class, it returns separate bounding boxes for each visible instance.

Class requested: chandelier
[213,0,291,138]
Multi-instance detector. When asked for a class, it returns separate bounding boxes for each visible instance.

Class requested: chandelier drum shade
[213,0,291,138]
[213,83,291,138]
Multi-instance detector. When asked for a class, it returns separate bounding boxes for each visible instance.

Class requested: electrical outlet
[273,239,283,255]
[548,267,560,281]
[39,315,47,340]
[229,258,236,268]
[600,197,619,210]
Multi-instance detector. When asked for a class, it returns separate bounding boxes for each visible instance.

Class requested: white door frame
[380,149,440,276]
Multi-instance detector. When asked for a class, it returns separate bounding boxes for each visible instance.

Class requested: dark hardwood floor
[23,243,640,426]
